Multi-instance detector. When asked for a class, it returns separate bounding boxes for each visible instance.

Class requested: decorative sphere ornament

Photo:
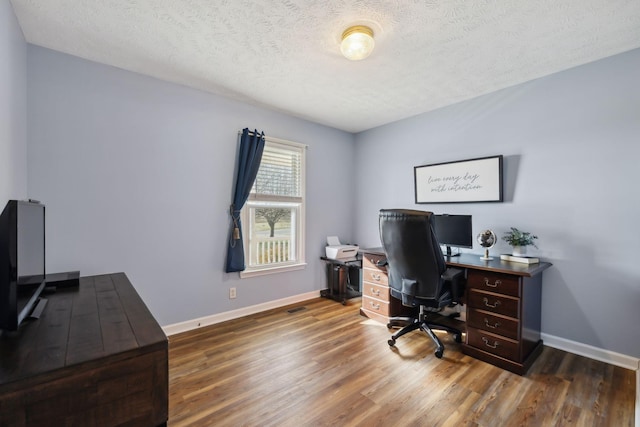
[477,230,496,260]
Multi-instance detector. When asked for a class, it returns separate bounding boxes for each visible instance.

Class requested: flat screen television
[432,214,473,257]
[0,200,47,331]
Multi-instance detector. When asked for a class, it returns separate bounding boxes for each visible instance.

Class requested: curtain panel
[225,128,265,272]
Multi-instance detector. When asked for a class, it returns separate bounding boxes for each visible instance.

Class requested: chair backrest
[379,209,446,302]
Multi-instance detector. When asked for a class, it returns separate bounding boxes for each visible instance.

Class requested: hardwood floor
[168,297,635,426]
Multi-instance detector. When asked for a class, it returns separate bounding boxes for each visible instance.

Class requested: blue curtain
[225,128,266,272]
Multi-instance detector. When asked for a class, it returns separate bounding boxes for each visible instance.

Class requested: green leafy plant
[502,227,538,248]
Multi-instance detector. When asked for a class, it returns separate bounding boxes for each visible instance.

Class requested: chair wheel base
[435,349,444,358]
[388,339,396,347]
[454,333,462,343]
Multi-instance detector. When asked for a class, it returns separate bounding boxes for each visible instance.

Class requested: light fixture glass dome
[340,25,375,61]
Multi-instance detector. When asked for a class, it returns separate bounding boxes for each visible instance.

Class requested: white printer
[325,236,359,260]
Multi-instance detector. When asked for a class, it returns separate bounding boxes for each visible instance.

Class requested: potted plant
[502,227,538,256]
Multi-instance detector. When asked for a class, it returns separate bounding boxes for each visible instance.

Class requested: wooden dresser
[359,248,551,375]
[359,250,416,324]
[0,273,168,426]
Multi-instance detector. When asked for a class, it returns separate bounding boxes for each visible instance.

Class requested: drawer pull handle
[372,273,381,281]
[483,297,501,308]
[482,337,500,349]
[484,318,501,329]
[483,277,501,288]
[370,289,380,296]
[370,302,380,310]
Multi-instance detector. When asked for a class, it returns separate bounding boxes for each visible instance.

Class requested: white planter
[512,246,527,256]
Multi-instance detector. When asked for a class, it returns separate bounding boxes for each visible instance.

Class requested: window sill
[240,262,307,279]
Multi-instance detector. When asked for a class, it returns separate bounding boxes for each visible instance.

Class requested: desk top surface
[360,247,552,277]
[0,272,167,386]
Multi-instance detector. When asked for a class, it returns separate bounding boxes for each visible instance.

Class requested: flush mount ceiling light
[340,25,375,60]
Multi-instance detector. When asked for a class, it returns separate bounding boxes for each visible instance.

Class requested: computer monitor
[432,214,473,257]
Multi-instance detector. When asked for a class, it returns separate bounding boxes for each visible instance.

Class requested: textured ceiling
[10,0,640,133]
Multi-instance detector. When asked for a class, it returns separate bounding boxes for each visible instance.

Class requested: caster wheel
[435,349,444,359]
[388,339,396,347]
[341,300,346,305]
[386,323,393,329]
[454,333,462,343]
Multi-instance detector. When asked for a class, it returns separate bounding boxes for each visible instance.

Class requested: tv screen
[0,200,46,331]
[432,214,473,257]
[17,203,45,285]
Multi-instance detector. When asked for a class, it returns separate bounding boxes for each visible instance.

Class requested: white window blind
[251,142,302,200]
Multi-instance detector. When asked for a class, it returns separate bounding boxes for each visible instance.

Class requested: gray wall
[26,46,356,326]
[0,1,27,201]
[11,7,640,358]
[354,48,640,358]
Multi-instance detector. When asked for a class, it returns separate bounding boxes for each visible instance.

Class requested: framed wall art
[414,155,503,203]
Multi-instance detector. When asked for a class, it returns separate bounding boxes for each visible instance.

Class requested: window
[240,137,306,277]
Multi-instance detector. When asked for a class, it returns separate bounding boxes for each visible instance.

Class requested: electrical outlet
[229,287,237,299]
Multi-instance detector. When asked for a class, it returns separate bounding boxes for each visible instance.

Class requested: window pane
[252,144,301,197]
[241,136,306,277]
[248,203,298,267]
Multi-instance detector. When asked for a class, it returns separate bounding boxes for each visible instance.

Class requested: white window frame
[240,136,306,278]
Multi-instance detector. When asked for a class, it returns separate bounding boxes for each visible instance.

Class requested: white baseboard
[541,333,639,371]
[162,290,320,336]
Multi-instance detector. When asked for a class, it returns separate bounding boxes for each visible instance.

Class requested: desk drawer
[467,308,519,340]
[363,268,388,286]
[467,327,519,361]
[468,289,519,319]
[467,270,520,297]
[363,253,387,271]
[362,296,390,316]
[362,282,390,302]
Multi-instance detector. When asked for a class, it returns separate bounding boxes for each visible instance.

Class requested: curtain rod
[237,130,264,136]
[237,130,309,149]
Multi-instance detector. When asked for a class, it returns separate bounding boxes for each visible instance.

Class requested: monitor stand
[445,246,461,257]
[29,297,48,319]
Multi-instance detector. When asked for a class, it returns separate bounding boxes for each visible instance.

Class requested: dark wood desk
[444,253,552,279]
[359,248,552,375]
[0,273,168,426]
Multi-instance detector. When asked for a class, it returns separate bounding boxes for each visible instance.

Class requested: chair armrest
[442,268,465,303]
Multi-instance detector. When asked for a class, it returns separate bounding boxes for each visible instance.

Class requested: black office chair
[379,209,464,358]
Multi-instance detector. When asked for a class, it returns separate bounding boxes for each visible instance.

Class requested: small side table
[320,256,362,304]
